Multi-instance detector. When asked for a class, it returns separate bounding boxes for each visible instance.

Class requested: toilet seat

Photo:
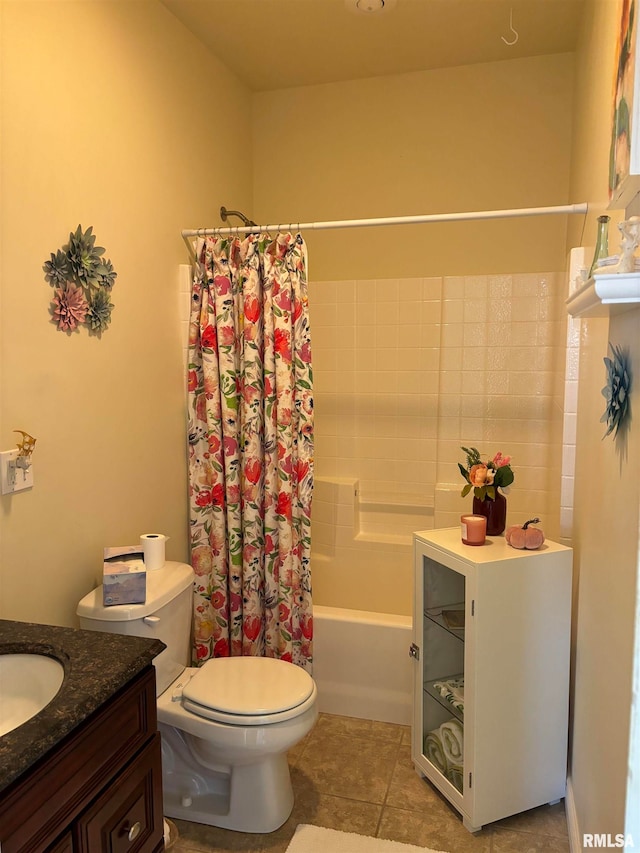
[181,656,316,726]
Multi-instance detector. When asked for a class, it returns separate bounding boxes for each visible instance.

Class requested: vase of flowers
[458,446,514,535]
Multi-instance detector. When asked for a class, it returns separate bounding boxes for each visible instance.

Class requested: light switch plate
[1,449,34,494]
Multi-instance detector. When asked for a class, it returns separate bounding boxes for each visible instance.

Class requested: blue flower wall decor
[601,342,632,440]
[43,225,117,335]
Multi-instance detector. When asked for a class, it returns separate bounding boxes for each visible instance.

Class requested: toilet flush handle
[143,615,160,626]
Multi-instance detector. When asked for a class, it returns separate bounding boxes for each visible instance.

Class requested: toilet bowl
[77,561,318,833]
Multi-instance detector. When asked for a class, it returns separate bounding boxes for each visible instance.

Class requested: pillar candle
[461,514,487,546]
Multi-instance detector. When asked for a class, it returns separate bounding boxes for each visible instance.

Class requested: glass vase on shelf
[472,490,507,536]
[589,215,610,278]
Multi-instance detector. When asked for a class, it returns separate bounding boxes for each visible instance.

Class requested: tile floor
[172,712,570,853]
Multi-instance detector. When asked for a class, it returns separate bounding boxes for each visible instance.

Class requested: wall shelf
[566,271,640,318]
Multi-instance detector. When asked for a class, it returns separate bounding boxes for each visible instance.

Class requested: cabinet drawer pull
[124,820,141,842]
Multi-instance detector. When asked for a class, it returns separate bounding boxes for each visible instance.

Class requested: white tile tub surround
[558,247,589,542]
[432,272,566,534]
[310,477,420,617]
[310,271,568,538]
[310,277,442,510]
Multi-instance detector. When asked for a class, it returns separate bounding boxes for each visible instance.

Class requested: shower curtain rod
[181,202,589,241]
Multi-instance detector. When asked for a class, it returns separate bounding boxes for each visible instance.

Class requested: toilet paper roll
[140,533,169,571]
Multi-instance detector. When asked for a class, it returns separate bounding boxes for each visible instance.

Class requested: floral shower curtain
[187,233,314,672]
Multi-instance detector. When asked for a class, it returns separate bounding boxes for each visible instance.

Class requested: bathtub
[312,604,413,726]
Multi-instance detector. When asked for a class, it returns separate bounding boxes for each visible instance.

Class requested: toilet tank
[77,561,194,696]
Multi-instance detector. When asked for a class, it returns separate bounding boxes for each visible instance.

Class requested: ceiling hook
[501,8,519,46]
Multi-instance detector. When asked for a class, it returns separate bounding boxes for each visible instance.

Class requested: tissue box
[103,546,146,606]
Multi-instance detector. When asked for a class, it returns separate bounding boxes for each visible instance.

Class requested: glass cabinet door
[421,555,465,793]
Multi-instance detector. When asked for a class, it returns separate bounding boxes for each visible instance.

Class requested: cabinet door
[45,832,74,853]
[420,555,466,794]
[74,734,163,853]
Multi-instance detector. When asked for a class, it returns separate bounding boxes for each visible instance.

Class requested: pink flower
[214,275,231,295]
[218,324,235,346]
[279,452,293,475]
[52,284,89,332]
[195,393,207,422]
[279,602,290,623]
[191,546,213,576]
[275,289,292,311]
[223,435,238,456]
[195,490,212,507]
[279,407,292,425]
[298,341,312,363]
[211,590,226,610]
[492,452,511,468]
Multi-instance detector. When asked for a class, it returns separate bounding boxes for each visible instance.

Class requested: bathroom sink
[0,653,64,737]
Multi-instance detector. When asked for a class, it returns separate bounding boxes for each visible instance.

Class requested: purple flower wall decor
[44,225,117,334]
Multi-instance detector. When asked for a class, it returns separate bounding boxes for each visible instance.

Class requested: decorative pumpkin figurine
[505,518,545,550]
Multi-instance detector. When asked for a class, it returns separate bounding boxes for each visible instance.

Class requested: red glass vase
[472,490,507,536]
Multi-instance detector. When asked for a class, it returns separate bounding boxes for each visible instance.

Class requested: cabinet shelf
[424,603,465,641]
[424,675,464,722]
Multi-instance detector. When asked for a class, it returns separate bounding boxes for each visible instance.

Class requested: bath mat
[285,824,447,853]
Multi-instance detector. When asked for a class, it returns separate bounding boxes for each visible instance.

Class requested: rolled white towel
[439,718,464,766]
[447,764,464,794]
[424,729,448,775]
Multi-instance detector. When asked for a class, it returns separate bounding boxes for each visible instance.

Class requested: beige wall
[568,0,640,841]
[0,0,252,625]
[253,53,575,281]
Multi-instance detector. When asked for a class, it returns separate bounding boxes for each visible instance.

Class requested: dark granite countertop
[0,619,165,795]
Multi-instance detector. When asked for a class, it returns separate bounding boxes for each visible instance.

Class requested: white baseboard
[566,776,581,853]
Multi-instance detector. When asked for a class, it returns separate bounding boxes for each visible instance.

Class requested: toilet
[77,561,318,833]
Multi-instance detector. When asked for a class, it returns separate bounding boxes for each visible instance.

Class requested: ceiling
[159,0,585,92]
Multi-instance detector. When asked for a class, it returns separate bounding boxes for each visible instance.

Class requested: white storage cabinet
[411,527,572,832]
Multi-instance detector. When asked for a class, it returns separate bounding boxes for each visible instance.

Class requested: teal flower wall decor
[43,225,116,334]
[601,342,632,440]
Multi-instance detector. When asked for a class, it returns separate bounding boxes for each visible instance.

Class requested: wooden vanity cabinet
[0,666,164,853]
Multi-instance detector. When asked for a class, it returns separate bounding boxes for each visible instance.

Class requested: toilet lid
[182,656,315,725]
